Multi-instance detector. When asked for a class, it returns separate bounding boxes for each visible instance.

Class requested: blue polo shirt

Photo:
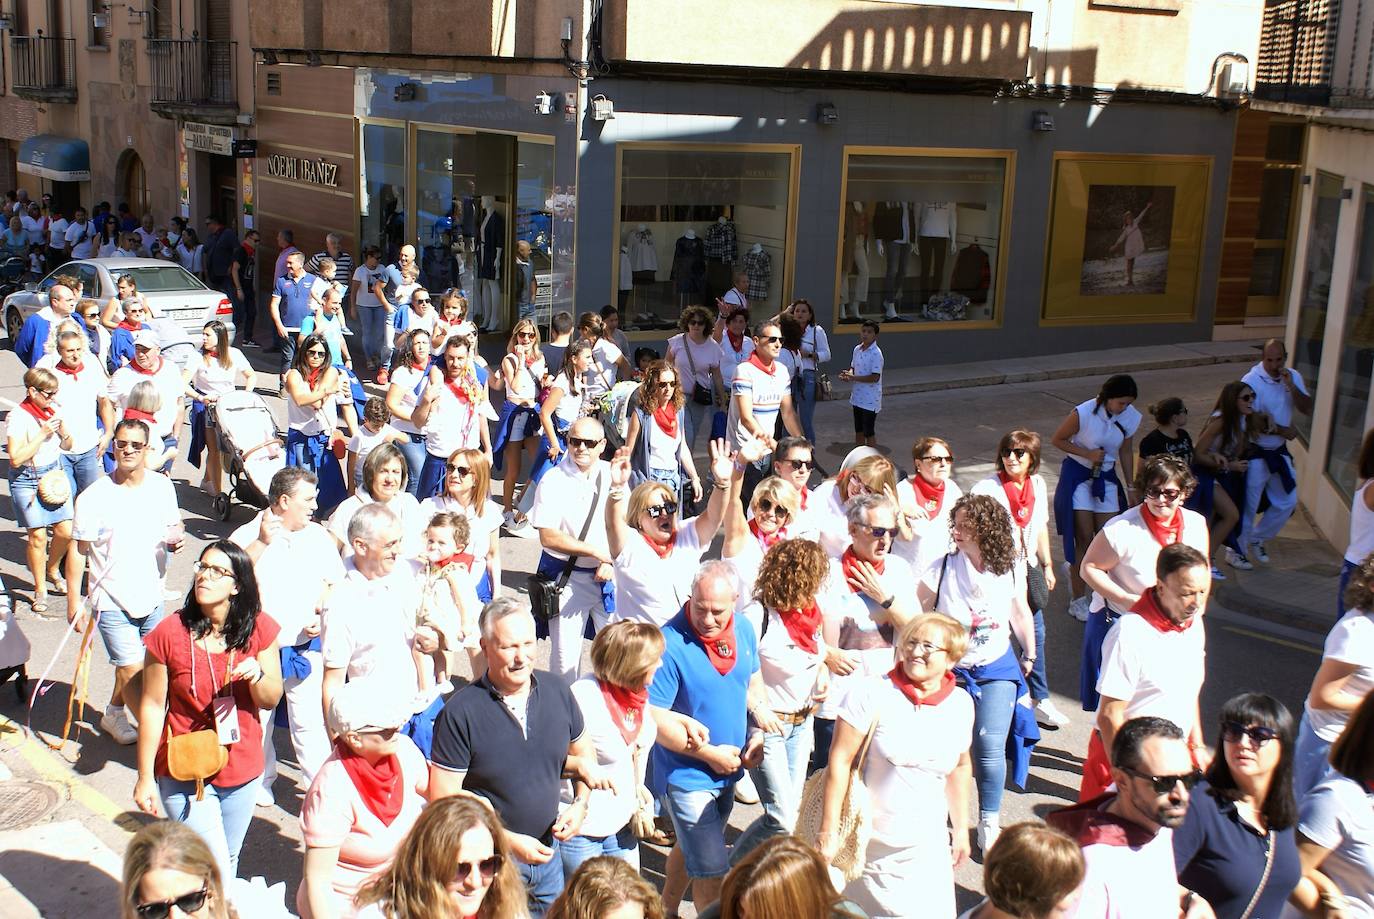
[1173,780,1302,919]
[272,271,318,329]
[649,608,759,794]
[429,672,585,843]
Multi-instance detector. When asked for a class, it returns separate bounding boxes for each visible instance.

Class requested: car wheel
[4,308,20,347]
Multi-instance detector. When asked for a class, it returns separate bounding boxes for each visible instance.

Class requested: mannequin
[704,213,738,304]
[874,200,913,316]
[917,201,957,307]
[475,194,504,332]
[672,229,706,309]
[839,200,870,321]
[742,241,771,304]
[619,245,633,310]
[628,224,657,285]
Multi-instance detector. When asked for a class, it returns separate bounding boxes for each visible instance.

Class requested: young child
[840,319,884,447]
[346,397,405,493]
[411,512,482,691]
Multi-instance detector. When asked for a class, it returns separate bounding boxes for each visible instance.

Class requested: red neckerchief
[599,679,648,746]
[434,552,475,573]
[726,329,745,353]
[841,546,884,593]
[998,472,1034,527]
[652,402,678,438]
[1131,588,1193,633]
[911,474,946,516]
[123,408,156,423]
[799,488,809,511]
[748,518,785,551]
[128,356,162,377]
[334,739,404,826]
[1141,505,1183,548]
[888,667,957,707]
[746,352,778,377]
[684,604,737,675]
[54,360,83,377]
[524,352,540,369]
[203,349,219,359]
[18,398,54,423]
[305,366,324,389]
[777,603,822,654]
[241,242,255,257]
[445,368,477,406]
[410,361,427,373]
[641,527,676,560]
[117,319,142,332]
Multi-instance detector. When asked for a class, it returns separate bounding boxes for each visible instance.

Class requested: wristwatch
[880,595,895,610]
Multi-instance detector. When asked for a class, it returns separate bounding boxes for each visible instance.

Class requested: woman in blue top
[3,216,29,258]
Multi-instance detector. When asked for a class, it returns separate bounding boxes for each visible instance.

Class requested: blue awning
[17,134,90,182]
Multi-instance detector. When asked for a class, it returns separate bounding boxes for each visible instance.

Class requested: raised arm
[605,447,633,559]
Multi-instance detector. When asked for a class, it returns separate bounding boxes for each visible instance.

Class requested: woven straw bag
[794,716,879,883]
[35,467,70,508]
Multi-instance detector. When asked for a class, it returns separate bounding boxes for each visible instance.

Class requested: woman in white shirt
[185,320,255,497]
[561,621,663,875]
[419,447,503,603]
[624,360,700,501]
[528,342,592,493]
[328,442,424,556]
[284,332,339,479]
[721,475,801,618]
[175,228,206,280]
[714,305,754,390]
[7,367,73,612]
[786,298,830,445]
[893,436,964,573]
[1340,429,1374,616]
[810,454,906,559]
[667,306,725,452]
[494,319,546,530]
[383,328,432,497]
[412,333,493,500]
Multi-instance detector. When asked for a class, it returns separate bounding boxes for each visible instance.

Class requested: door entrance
[209,153,237,229]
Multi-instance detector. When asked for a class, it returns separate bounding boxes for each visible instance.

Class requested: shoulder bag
[794,715,880,883]
[526,471,603,621]
[808,326,834,402]
[682,338,715,406]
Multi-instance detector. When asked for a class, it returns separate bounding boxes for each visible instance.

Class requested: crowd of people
[1,192,1370,919]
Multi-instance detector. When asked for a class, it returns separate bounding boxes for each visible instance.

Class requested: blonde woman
[186,320,255,497]
[8,367,73,612]
[625,359,700,500]
[419,448,504,603]
[494,318,546,529]
[121,820,235,919]
[810,453,908,558]
[721,475,801,617]
[548,856,666,919]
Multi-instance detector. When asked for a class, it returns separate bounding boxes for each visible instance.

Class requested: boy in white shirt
[841,320,884,447]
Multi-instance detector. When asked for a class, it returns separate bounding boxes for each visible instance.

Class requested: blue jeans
[559,825,638,877]
[357,305,387,368]
[1338,559,1357,619]
[648,466,682,494]
[1294,711,1334,799]
[232,286,256,342]
[795,369,818,443]
[684,398,712,452]
[277,330,296,375]
[732,717,814,863]
[661,783,736,879]
[395,432,427,496]
[61,443,104,498]
[516,838,563,919]
[971,678,1018,820]
[809,716,835,775]
[1027,609,1049,701]
[158,776,258,881]
[417,451,449,499]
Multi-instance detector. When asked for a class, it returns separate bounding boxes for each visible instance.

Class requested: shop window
[840,151,1010,326]
[614,144,798,331]
[1292,171,1344,444]
[1325,183,1374,497]
[358,122,405,265]
[1248,121,1305,318]
[516,138,559,322]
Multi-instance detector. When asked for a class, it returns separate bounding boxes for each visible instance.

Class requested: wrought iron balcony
[148,38,238,122]
[10,33,76,103]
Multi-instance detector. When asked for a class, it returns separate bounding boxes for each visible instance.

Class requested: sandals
[30,592,48,614]
[47,571,67,596]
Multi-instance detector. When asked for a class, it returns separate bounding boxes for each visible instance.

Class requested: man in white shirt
[720,270,750,312]
[1082,543,1211,801]
[728,320,803,504]
[530,416,614,682]
[1238,339,1313,564]
[232,467,345,801]
[64,207,97,259]
[45,208,69,266]
[38,326,110,496]
[1049,717,1214,919]
[67,417,182,745]
[106,330,185,471]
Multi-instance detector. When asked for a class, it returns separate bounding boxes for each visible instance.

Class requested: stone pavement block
[1212,509,1345,634]
[0,819,123,918]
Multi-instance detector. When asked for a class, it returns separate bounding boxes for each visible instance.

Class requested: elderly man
[269,250,318,393]
[106,330,184,472]
[38,326,110,496]
[232,467,344,804]
[650,560,770,915]
[429,598,608,918]
[1049,717,1214,919]
[1081,543,1211,802]
[306,233,353,307]
[15,283,86,367]
[273,228,300,282]
[529,415,614,682]
[1236,339,1314,567]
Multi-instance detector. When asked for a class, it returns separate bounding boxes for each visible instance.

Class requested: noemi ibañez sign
[265,153,338,189]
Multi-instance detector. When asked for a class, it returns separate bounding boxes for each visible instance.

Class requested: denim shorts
[660,782,736,878]
[98,605,167,667]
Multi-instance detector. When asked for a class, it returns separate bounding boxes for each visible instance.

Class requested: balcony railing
[10,33,76,103]
[148,38,237,120]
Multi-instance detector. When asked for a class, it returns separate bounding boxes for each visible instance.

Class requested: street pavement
[0,340,1335,917]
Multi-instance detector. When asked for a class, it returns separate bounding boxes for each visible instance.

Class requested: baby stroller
[210,389,286,521]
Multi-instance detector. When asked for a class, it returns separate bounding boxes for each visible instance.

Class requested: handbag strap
[934,553,950,610]
[851,715,880,775]
[1237,828,1276,919]
[556,470,604,591]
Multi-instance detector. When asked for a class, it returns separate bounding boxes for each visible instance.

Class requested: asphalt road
[0,348,1323,916]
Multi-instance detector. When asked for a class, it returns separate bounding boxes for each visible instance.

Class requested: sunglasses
[687,319,705,327]
[921,455,953,464]
[656,380,676,389]
[1124,767,1202,795]
[1222,721,1279,746]
[33,387,57,397]
[568,436,602,449]
[646,502,678,519]
[446,464,473,478]
[756,498,791,519]
[780,457,813,471]
[1239,393,1256,402]
[136,886,208,919]
[517,331,535,339]
[305,348,328,357]
[864,526,898,540]
[453,854,504,886]
[760,335,783,344]
[113,439,148,452]
[414,298,431,305]
[1001,447,1029,459]
[1145,487,1184,502]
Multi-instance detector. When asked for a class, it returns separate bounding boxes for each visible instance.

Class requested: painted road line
[0,714,139,835]
[1217,624,1321,655]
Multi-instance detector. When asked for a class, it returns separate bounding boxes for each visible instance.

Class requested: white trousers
[846,236,870,306]
[259,648,330,792]
[472,278,502,328]
[1241,452,1299,547]
[548,570,611,684]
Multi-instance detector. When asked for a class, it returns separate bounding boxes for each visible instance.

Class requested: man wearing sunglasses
[769,436,819,539]
[727,320,803,504]
[1238,339,1313,566]
[1081,543,1212,803]
[106,331,185,474]
[1050,716,1211,919]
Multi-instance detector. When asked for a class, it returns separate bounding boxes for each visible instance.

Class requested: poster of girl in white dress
[1079,185,1174,296]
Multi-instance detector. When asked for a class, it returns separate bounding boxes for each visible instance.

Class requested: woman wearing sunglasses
[1195,381,1259,575]
[1173,693,1302,919]
[893,435,965,573]
[721,475,801,617]
[971,430,1069,730]
[8,367,73,613]
[353,795,528,919]
[526,341,594,502]
[810,453,905,559]
[284,332,341,479]
[186,320,255,499]
[122,820,234,919]
[493,319,546,530]
[298,678,429,919]
[624,360,702,504]
[420,448,503,603]
[667,305,724,451]
[413,333,494,500]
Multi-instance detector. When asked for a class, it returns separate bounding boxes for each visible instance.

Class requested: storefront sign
[265,153,339,189]
[183,122,235,156]
[241,157,255,229]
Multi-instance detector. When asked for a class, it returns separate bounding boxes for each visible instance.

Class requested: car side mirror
[23,282,37,293]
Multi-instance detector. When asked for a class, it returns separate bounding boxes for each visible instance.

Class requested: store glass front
[1293,171,1344,444]
[1325,183,1374,497]
[358,122,406,264]
[838,150,1011,326]
[615,144,798,331]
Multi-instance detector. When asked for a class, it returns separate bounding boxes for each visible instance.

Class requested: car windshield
[118,266,208,293]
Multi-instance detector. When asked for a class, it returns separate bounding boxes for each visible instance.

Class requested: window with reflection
[1326,184,1374,497]
[1292,171,1344,443]
[358,123,406,265]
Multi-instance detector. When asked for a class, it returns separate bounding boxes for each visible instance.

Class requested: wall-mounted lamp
[816,103,838,125]
[1032,110,1055,132]
[1343,187,1355,200]
[590,94,615,121]
[1301,174,1312,186]
[306,50,322,67]
[534,91,555,115]
[124,4,148,20]
[261,49,279,65]
[0,12,14,30]
[394,82,417,102]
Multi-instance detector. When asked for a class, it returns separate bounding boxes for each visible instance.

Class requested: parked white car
[2,257,234,345]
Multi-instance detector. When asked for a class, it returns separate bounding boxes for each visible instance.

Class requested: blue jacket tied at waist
[1054,456,1126,564]
[955,645,1041,790]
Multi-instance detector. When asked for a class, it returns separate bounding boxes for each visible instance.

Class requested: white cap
[326,678,412,736]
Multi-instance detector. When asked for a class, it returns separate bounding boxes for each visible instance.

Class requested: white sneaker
[1225,547,1254,571]
[1035,699,1071,728]
[1211,565,1227,581]
[734,771,759,805]
[977,816,1001,854]
[100,705,138,745]
[1250,542,1271,564]
[256,785,275,808]
[1068,596,1090,622]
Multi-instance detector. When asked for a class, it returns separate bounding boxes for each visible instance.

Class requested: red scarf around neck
[410,361,428,373]
[798,487,809,511]
[599,679,648,746]
[889,667,958,708]
[1131,587,1193,633]
[446,368,477,406]
[748,517,785,551]
[746,352,777,377]
[652,402,679,438]
[840,546,884,593]
[640,527,677,560]
[305,366,325,389]
[117,319,143,332]
[911,474,946,515]
[335,739,404,826]
[998,472,1035,527]
[1141,505,1183,548]
[726,329,745,354]
[128,356,162,377]
[54,359,83,377]
[684,604,737,675]
[434,552,475,573]
[777,603,822,654]
[19,398,54,423]
[123,408,156,423]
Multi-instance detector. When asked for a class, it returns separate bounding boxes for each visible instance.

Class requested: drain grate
[0,781,60,831]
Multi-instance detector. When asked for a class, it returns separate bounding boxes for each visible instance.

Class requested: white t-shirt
[585,338,623,400]
[1075,822,1181,919]
[718,334,755,389]
[1067,399,1143,472]
[970,474,1050,569]
[36,358,108,455]
[1095,609,1206,736]
[808,479,854,559]
[564,676,658,838]
[1347,482,1374,566]
[5,405,63,467]
[1306,610,1374,741]
[754,605,826,713]
[922,550,1020,668]
[189,349,251,399]
[1242,363,1309,451]
[175,243,204,276]
[529,458,611,563]
[229,514,345,646]
[819,553,917,718]
[727,357,791,450]
[72,473,180,617]
[417,495,503,574]
[550,375,586,428]
[65,219,96,258]
[1290,774,1374,915]
[421,379,487,458]
[347,423,399,485]
[351,265,387,309]
[321,565,422,705]
[387,366,428,436]
[849,342,884,413]
[46,217,68,249]
[612,521,705,627]
[285,373,337,435]
[108,362,185,442]
[1090,505,1209,614]
[892,476,965,572]
[328,491,425,559]
[670,333,722,395]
